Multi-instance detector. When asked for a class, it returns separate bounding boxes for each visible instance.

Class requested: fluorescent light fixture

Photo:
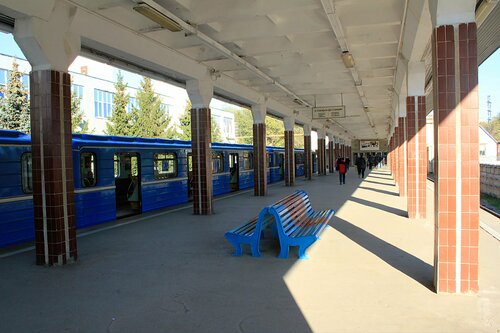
[133,2,182,32]
[341,51,355,68]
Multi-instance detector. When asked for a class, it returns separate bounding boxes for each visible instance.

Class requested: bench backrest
[266,190,313,237]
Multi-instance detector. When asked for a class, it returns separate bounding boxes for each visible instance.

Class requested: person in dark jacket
[336,158,347,185]
[355,154,367,178]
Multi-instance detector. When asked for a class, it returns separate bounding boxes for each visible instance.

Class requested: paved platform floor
[0,167,499,333]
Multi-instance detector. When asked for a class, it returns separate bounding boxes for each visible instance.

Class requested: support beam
[284,116,295,186]
[304,124,312,180]
[251,103,267,196]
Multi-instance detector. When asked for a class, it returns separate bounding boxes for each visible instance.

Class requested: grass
[480,193,500,214]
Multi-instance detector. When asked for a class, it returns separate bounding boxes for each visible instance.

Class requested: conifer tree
[0,60,30,133]
[179,100,223,142]
[105,71,131,136]
[71,93,90,133]
[131,76,174,138]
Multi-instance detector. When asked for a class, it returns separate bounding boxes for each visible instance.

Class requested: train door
[278,152,284,181]
[114,153,141,218]
[229,153,239,191]
[187,153,193,201]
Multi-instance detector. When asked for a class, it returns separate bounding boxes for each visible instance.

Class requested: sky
[1,31,499,122]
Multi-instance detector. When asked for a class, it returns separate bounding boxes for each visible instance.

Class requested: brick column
[317,138,326,175]
[334,142,340,162]
[253,123,267,196]
[407,96,427,219]
[191,107,213,214]
[284,130,295,186]
[394,126,400,184]
[433,23,479,293]
[340,144,345,158]
[31,70,77,265]
[328,141,335,173]
[398,117,406,196]
[304,135,312,180]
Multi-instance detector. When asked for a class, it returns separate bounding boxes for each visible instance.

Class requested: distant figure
[83,170,95,187]
[355,154,367,178]
[336,158,347,185]
[345,157,351,171]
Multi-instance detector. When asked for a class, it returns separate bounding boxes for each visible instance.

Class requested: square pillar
[284,130,295,186]
[398,117,407,196]
[317,138,326,175]
[191,107,213,214]
[407,96,428,219]
[31,70,77,265]
[253,123,267,196]
[304,135,312,180]
[328,141,335,173]
[433,23,479,293]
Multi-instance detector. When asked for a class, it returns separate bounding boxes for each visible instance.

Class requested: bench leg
[250,242,261,257]
[229,241,243,256]
[298,246,309,260]
[278,245,289,259]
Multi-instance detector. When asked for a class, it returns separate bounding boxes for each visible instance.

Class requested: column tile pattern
[253,123,267,196]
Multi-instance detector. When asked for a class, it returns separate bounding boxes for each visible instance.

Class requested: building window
[212,152,224,174]
[243,152,253,170]
[223,117,232,136]
[154,153,177,179]
[22,74,30,91]
[127,97,137,112]
[161,103,169,113]
[72,84,83,99]
[94,89,114,118]
[21,152,32,194]
[80,152,97,187]
[0,69,7,86]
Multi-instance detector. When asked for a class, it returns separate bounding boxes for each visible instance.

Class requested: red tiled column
[334,142,340,161]
[394,129,399,183]
[328,141,335,173]
[31,70,77,265]
[433,23,479,293]
[304,135,312,180]
[318,138,326,175]
[398,117,406,196]
[407,96,427,219]
[284,130,295,186]
[253,123,267,196]
[191,107,213,215]
[340,144,345,158]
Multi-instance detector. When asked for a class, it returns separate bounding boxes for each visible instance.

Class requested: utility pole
[487,95,492,123]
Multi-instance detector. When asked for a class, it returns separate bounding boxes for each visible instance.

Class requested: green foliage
[480,115,500,141]
[105,71,131,136]
[232,108,304,148]
[178,100,223,142]
[0,60,30,133]
[71,94,91,133]
[130,76,175,138]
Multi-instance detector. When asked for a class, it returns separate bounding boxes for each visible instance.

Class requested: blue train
[0,130,316,248]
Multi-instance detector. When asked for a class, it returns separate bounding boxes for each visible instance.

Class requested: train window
[80,153,97,187]
[243,152,253,170]
[114,154,120,178]
[21,152,33,194]
[154,153,177,179]
[295,152,304,165]
[212,152,224,174]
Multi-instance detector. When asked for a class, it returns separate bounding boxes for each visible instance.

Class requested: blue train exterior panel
[239,170,254,190]
[74,189,116,228]
[0,199,34,247]
[213,174,230,196]
[141,179,188,212]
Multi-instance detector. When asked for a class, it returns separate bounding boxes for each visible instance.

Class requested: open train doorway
[278,152,285,181]
[229,153,239,191]
[114,153,141,218]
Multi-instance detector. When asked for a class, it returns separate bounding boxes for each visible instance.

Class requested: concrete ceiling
[0,0,495,140]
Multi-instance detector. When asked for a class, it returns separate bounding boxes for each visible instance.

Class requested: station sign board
[312,106,345,119]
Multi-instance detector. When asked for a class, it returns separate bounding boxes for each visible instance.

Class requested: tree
[178,100,223,142]
[130,76,176,138]
[71,93,90,133]
[0,60,30,133]
[105,72,131,136]
[480,115,500,141]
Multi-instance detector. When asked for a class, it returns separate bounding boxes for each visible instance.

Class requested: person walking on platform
[336,157,347,185]
[355,154,367,178]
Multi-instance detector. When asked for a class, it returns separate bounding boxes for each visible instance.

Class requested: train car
[0,130,34,247]
[0,130,310,248]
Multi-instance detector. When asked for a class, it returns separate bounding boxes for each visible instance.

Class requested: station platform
[0,167,499,333]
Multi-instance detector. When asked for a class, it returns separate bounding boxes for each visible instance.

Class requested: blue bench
[225,190,334,259]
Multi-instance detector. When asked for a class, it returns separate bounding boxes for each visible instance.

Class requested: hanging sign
[312,106,346,119]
